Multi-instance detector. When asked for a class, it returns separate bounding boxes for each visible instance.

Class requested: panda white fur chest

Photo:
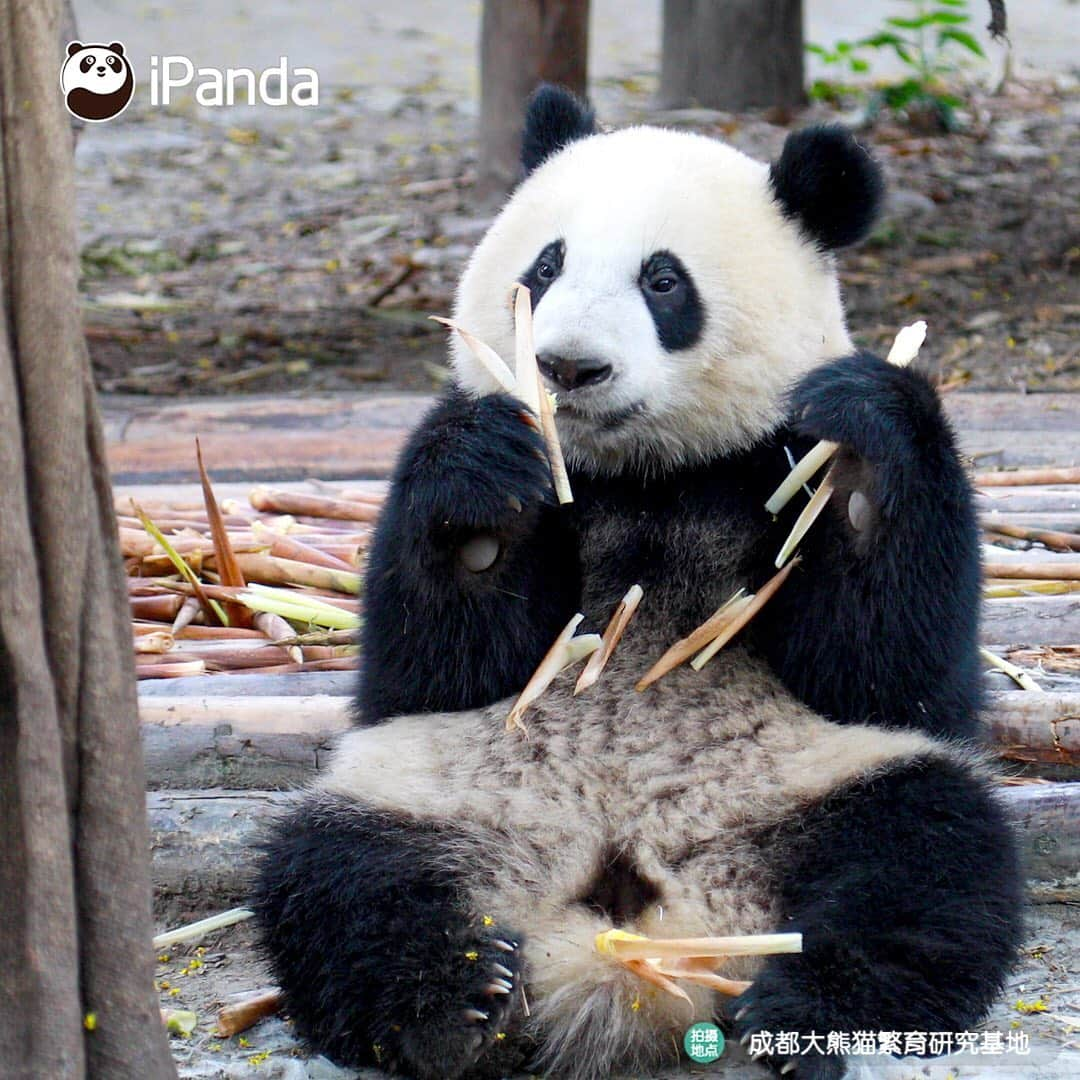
[254,87,1022,1080]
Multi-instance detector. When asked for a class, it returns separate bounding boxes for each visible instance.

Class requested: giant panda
[253,87,1023,1080]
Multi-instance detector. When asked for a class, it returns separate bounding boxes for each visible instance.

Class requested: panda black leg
[727,756,1023,1078]
[251,798,529,1079]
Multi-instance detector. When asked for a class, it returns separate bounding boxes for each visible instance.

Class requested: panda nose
[536,353,613,392]
[96,66,106,74]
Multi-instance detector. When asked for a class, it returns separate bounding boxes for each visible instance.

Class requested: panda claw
[463,1008,489,1023]
[780,1062,797,1075]
[734,1006,749,1021]
[493,939,517,953]
[485,981,512,996]
[492,963,514,980]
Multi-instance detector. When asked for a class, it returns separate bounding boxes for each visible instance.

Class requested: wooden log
[986,692,1080,768]
[983,561,1080,581]
[975,468,1080,487]
[140,695,351,791]
[147,783,1080,915]
[981,596,1080,647]
[976,489,1080,514]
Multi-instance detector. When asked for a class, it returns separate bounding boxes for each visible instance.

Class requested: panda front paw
[790,352,945,467]
[730,978,846,1080]
[388,923,528,1080]
[397,389,555,568]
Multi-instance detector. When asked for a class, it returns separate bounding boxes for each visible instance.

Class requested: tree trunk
[660,0,805,111]
[0,2,177,1077]
[478,0,590,195]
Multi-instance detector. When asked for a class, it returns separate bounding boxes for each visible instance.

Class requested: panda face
[62,46,128,96]
[453,127,856,474]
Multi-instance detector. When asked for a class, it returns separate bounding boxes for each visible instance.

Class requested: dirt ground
[157,906,1080,1079]
[76,69,1079,398]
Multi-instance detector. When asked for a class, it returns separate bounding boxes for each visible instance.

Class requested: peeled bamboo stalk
[430,316,517,393]
[774,467,836,569]
[595,929,802,961]
[691,561,800,671]
[133,622,263,640]
[976,467,1080,488]
[764,321,926,515]
[250,487,381,523]
[575,585,644,695]
[507,613,601,733]
[171,596,202,635]
[153,907,254,949]
[216,988,283,1038]
[636,589,748,691]
[134,631,174,654]
[511,284,542,416]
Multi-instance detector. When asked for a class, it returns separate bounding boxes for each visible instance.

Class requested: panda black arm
[749,353,983,739]
[357,387,581,722]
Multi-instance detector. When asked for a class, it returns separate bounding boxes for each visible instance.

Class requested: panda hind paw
[391,925,528,1080]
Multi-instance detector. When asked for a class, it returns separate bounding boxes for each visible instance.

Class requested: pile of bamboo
[122,456,381,679]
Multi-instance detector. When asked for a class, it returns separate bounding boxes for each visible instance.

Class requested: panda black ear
[769,125,885,251]
[108,42,125,56]
[67,41,83,57]
[521,84,597,175]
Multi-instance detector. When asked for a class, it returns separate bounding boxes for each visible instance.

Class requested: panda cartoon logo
[61,41,135,123]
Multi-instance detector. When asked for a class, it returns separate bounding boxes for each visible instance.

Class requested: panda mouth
[559,400,646,432]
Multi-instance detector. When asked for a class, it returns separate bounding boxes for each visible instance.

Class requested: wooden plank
[105,394,431,484]
[147,783,1080,915]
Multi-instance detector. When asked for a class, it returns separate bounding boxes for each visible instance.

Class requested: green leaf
[858,31,906,48]
[850,58,871,73]
[938,27,986,56]
[835,40,853,54]
[804,43,829,56]
[936,0,968,6]
[886,15,934,29]
[926,11,970,24]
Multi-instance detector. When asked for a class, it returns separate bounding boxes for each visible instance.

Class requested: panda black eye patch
[638,250,703,351]
[519,239,565,307]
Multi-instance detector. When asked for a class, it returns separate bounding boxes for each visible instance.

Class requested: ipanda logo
[61,40,319,122]
[61,41,135,122]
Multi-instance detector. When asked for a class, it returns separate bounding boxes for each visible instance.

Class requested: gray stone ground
[158,907,1080,1079]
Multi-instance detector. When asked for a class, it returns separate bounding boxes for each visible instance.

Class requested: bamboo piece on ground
[980,647,1043,692]
[233,553,361,594]
[134,631,174,654]
[774,467,836,569]
[575,585,644,695]
[131,594,185,622]
[691,560,801,671]
[636,589,748,691]
[196,438,250,627]
[506,614,601,734]
[153,907,254,949]
[975,467,1080,488]
[254,611,303,664]
[249,487,381,523]
[983,561,1080,581]
[171,595,202,635]
[134,622,263,640]
[215,988,284,1038]
[764,321,926,515]
[251,521,357,572]
[221,657,359,675]
[137,660,206,679]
